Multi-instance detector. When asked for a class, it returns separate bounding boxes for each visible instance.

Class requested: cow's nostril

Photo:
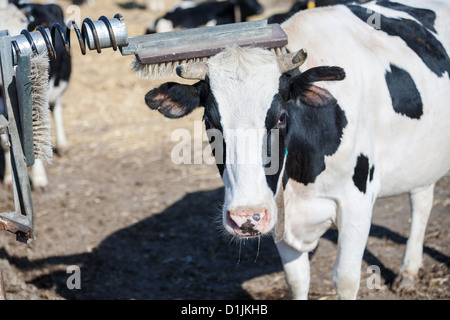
[252,213,261,221]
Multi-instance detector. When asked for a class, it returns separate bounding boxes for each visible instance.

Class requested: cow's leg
[30,159,48,191]
[394,183,435,291]
[333,201,372,300]
[276,241,310,300]
[1,134,12,186]
[52,97,68,155]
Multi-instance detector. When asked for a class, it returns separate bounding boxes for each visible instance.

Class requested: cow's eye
[204,115,214,129]
[277,112,287,128]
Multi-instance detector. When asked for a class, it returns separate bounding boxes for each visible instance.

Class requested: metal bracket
[0,31,35,244]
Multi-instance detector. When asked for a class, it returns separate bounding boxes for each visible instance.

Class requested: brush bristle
[30,52,52,164]
[269,46,288,56]
[132,46,287,79]
[132,56,210,79]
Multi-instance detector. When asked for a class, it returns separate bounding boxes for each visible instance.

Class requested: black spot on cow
[284,99,347,185]
[369,165,375,182]
[273,67,347,186]
[385,64,423,119]
[353,154,370,193]
[240,219,260,236]
[376,0,437,32]
[347,3,450,78]
[264,94,288,194]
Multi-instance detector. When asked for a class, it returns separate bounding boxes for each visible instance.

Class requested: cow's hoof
[55,145,68,157]
[392,271,418,293]
[31,178,49,193]
[2,176,13,188]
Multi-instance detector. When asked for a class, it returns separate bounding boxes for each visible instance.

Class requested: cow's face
[145,47,345,238]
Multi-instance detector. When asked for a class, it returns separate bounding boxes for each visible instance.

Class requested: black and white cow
[146,0,264,33]
[268,0,369,24]
[0,1,71,189]
[145,0,450,299]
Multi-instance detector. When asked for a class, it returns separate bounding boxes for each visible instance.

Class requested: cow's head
[145,46,345,238]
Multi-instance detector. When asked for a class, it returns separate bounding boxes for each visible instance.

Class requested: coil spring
[12,13,125,61]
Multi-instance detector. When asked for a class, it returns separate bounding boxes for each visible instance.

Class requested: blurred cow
[268,0,370,24]
[146,0,264,33]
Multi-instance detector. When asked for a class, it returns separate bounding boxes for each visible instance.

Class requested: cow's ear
[145,82,203,118]
[289,66,345,108]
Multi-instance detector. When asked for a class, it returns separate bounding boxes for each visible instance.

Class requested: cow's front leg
[276,241,310,300]
[30,159,48,191]
[1,133,12,186]
[333,201,373,299]
[51,96,68,156]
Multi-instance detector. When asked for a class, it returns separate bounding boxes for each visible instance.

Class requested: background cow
[145,0,450,299]
[267,0,370,24]
[146,0,263,33]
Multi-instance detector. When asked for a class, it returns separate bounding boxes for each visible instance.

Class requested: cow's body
[145,0,450,299]
[278,0,450,298]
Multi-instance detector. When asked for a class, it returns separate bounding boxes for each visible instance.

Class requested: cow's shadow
[2,187,449,299]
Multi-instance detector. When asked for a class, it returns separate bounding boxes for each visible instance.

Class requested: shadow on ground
[1,187,448,299]
[2,187,283,299]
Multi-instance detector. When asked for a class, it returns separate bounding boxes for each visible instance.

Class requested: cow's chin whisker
[254,235,261,263]
[222,232,267,264]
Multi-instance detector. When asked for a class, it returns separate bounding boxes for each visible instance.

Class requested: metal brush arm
[120,20,270,56]
[120,20,288,64]
[8,15,286,68]
[9,14,129,65]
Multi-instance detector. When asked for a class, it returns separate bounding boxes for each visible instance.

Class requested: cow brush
[29,52,52,164]
[0,51,54,164]
[0,5,52,166]
[127,20,289,78]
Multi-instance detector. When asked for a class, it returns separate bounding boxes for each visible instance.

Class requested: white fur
[207,47,282,234]
[155,18,174,33]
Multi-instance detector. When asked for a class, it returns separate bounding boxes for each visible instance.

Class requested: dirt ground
[0,0,448,300]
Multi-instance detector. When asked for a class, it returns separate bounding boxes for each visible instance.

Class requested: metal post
[0,31,35,243]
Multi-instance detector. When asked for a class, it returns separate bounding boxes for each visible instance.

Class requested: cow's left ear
[289,66,345,108]
[145,81,203,118]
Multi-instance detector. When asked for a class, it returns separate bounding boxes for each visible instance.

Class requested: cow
[0,1,72,190]
[145,0,449,299]
[268,0,369,24]
[146,0,264,33]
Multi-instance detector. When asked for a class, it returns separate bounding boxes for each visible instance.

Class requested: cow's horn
[277,49,308,74]
[176,62,208,80]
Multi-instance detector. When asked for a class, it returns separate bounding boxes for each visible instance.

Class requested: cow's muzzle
[226,207,270,237]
